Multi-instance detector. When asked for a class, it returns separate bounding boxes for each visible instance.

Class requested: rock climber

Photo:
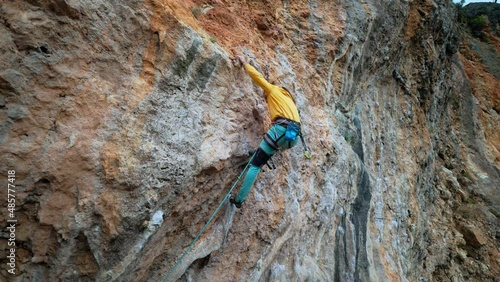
[230,54,303,208]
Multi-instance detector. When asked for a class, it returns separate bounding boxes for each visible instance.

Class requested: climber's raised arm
[236,55,276,96]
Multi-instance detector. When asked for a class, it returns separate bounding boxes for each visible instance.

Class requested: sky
[452,0,497,4]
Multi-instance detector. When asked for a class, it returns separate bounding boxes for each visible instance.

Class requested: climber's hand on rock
[235,55,247,67]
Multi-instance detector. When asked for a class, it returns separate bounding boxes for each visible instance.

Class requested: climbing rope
[161,154,255,282]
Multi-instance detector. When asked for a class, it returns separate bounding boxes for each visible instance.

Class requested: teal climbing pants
[235,124,300,203]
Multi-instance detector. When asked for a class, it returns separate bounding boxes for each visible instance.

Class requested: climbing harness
[284,121,300,142]
[267,155,276,170]
[161,153,255,282]
[264,117,311,158]
[265,118,300,149]
[301,135,312,159]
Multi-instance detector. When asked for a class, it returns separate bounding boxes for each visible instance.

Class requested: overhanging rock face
[1,1,498,281]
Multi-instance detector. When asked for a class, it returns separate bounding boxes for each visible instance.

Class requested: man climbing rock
[230,55,303,208]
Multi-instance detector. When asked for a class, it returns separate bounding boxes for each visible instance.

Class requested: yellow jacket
[244,64,300,123]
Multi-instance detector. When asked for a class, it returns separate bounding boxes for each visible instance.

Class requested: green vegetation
[452,1,494,40]
[469,15,489,38]
[490,207,500,218]
[453,0,468,24]
[344,134,349,142]
[466,196,478,205]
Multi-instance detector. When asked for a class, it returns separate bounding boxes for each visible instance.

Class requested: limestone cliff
[0,0,498,281]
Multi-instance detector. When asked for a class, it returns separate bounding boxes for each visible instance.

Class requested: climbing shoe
[229,195,242,209]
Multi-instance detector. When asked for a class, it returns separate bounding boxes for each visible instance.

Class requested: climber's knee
[250,147,271,168]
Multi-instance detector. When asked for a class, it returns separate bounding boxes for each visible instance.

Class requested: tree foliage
[452,1,495,40]
[469,15,489,38]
